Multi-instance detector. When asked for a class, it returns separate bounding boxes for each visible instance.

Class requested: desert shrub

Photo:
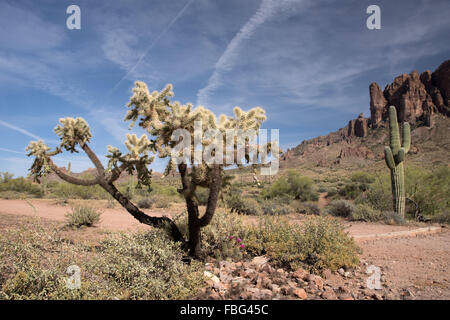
[338,172,375,200]
[152,195,172,208]
[327,200,355,218]
[351,172,375,184]
[226,194,262,215]
[0,191,27,199]
[261,199,291,215]
[196,187,209,206]
[292,201,321,215]
[0,218,96,299]
[263,171,318,202]
[405,166,450,218]
[382,211,406,225]
[0,177,43,198]
[357,166,450,219]
[105,198,116,208]
[429,211,450,224]
[245,216,360,273]
[50,181,108,200]
[0,218,204,300]
[92,230,204,299]
[137,198,153,209]
[350,204,384,222]
[175,209,247,260]
[0,172,14,183]
[65,206,101,228]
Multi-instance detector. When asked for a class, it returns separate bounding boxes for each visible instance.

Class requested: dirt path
[318,192,330,208]
[358,230,450,299]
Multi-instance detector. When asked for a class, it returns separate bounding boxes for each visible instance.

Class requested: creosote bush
[92,231,204,299]
[327,200,355,218]
[65,206,101,228]
[292,200,321,215]
[175,208,247,260]
[245,215,360,273]
[263,170,318,202]
[349,204,384,222]
[0,218,204,300]
[226,194,262,215]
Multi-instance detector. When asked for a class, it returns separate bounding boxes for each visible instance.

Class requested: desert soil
[0,198,448,299]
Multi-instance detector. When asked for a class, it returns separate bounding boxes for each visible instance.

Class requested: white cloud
[0,119,43,141]
[197,0,305,106]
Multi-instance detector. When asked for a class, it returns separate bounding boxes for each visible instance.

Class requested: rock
[280,285,294,295]
[338,268,345,276]
[204,271,220,285]
[322,269,332,279]
[293,288,308,300]
[292,268,308,280]
[313,276,324,290]
[370,82,388,127]
[251,256,269,267]
[321,287,338,300]
[432,60,450,107]
[354,113,368,137]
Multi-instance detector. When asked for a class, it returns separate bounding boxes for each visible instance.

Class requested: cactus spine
[384,106,410,217]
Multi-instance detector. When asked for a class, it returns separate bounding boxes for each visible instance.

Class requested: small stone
[251,256,269,267]
[321,288,338,300]
[293,288,308,300]
[322,269,332,279]
[338,268,345,276]
[292,268,308,280]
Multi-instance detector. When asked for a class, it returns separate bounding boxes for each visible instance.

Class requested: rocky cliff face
[370,60,450,128]
[281,60,450,168]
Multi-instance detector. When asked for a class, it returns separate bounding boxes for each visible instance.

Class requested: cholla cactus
[125,81,275,256]
[26,81,276,257]
[54,117,92,152]
[384,106,411,217]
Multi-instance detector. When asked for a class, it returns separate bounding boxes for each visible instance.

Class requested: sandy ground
[0,198,426,236]
[0,198,448,299]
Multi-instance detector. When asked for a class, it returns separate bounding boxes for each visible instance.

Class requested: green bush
[195,187,209,206]
[357,166,450,219]
[245,215,360,272]
[137,198,153,209]
[0,177,43,198]
[175,209,247,260]
[350,204,384,222]
[65,206,101,228]
[327,200,355,218]
[92,231,204,299]
[152,195,172,208]
[50,181,108,200]
[0,218,204,300]
[226,194,262,215]
[261,201,291,215]
[263,171,318,202]
[292,201,321,215]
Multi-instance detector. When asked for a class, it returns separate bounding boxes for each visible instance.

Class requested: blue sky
[0,0,449,177]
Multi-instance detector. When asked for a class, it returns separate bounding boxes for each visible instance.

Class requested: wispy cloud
[197,0,303,106]
[107,0,196,94]
[0,147,26,155]
[0,119,43,141]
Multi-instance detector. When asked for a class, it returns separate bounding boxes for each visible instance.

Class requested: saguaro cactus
[384,106,410,217]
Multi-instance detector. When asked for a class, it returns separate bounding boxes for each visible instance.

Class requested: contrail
[0,119,43,141]
[197,0,298,106]
[0,147,26,155]
[108,0,195,95]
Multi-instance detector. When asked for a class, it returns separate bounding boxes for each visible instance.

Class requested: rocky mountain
[281,60,450,169]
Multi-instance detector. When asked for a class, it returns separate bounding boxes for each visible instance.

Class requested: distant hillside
[281,59,450,170]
